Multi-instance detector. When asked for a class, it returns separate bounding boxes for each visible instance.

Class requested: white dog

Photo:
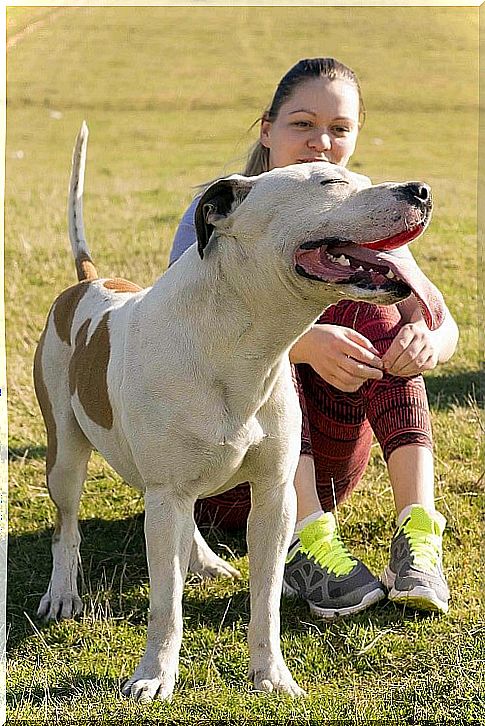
[34,122,443,702]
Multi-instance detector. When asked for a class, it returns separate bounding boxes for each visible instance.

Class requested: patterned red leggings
[195,300,433,530]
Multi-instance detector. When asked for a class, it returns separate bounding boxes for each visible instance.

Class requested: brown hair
[244,57,366,176]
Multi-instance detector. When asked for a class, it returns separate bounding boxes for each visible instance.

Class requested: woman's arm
[290,324,385,392]
[289,292,459,389]
[168,196,200,266]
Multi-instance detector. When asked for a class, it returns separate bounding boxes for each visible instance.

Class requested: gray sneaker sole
[382,566,449,614]
[282,579,386,620]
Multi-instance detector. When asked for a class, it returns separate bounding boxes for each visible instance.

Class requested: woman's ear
[259,119,272,149]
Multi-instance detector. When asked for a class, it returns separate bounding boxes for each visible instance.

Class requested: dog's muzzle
[292,183,446,331]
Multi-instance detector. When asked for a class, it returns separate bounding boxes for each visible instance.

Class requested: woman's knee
[318,301,403,355]
[365,373,433,461]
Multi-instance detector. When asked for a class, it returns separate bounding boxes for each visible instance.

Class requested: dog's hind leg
[188,525,241,580]
[37,423,92,620]
[34,327,92,620]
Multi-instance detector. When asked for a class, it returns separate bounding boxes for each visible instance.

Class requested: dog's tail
[68,121,98,282]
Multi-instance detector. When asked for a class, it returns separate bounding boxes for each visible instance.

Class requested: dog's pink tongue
[332,243,446,330]
[378,248,446,330]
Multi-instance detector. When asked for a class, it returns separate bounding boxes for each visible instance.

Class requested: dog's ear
[195,175,254,259]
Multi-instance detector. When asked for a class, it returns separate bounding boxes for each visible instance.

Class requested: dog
[33,122,444,702]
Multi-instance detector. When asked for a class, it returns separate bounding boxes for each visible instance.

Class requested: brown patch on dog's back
[53,281,91,345]
[69,313,113,429]
[33,329,57,475]
[103,278,142,293]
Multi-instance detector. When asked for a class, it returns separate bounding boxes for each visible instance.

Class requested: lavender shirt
[168,196,200,266]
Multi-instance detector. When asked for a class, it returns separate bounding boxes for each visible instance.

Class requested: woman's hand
[381,319,440,377]
[290,324,384,393]
[382,297,459,377]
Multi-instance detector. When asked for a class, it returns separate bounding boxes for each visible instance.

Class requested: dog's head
[195,162,444,330]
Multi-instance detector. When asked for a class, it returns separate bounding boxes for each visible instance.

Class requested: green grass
[6,6,484,724]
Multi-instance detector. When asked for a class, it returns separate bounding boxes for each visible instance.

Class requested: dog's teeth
[356,266,364,272]
[368,268,374,273]
[386,269,395,279]
[337,255,351,267]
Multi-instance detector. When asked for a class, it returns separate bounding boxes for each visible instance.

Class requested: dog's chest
[196,383,300,498]
[170,414,266,497]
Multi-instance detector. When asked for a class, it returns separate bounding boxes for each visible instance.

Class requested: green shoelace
[297,513,357,577]
[400,508,443,572]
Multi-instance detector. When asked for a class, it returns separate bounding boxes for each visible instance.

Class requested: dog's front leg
[122,486,195,703]
[247,479,306,697]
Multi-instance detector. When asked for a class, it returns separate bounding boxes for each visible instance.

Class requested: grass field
[5,5,483,724]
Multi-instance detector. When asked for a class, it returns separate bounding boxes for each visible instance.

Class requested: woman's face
[260,77,360,170]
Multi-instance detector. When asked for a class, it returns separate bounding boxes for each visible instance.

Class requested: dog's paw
[189,549,241,581]
[37,590,83,621]
[249,665,306,697]
[190,556,241,581]
[122,675,175,703]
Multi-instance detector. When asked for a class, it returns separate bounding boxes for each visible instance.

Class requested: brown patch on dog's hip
[33,329,58,475]
[53,281,91,345]
[69,313,113,429]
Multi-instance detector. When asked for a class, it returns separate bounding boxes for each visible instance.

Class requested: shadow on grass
[8,512,437,657]
[8,444,47,462]
[8,676,119,701]
[426,369,482,410]
[7,675,123,710]
[8,513,246,648]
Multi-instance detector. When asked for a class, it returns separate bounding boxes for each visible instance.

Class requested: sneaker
[382,505,449,614]
[283,512,385,619]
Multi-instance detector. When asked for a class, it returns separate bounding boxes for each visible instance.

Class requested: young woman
[169,58,458,618]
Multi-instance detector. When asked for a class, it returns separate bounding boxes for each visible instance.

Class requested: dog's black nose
[405,182,431,202]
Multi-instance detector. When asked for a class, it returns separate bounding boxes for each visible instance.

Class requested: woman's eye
[292,121,313,128]
[333,126,351,135]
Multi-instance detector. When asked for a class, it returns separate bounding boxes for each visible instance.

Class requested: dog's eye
[320,179,349,186]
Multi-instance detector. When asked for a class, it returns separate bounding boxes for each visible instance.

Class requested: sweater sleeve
[168,196,200,266]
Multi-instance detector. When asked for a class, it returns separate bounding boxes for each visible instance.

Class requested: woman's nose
[308,130,332,151]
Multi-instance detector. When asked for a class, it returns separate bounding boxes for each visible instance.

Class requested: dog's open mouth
[294,222,445,330]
